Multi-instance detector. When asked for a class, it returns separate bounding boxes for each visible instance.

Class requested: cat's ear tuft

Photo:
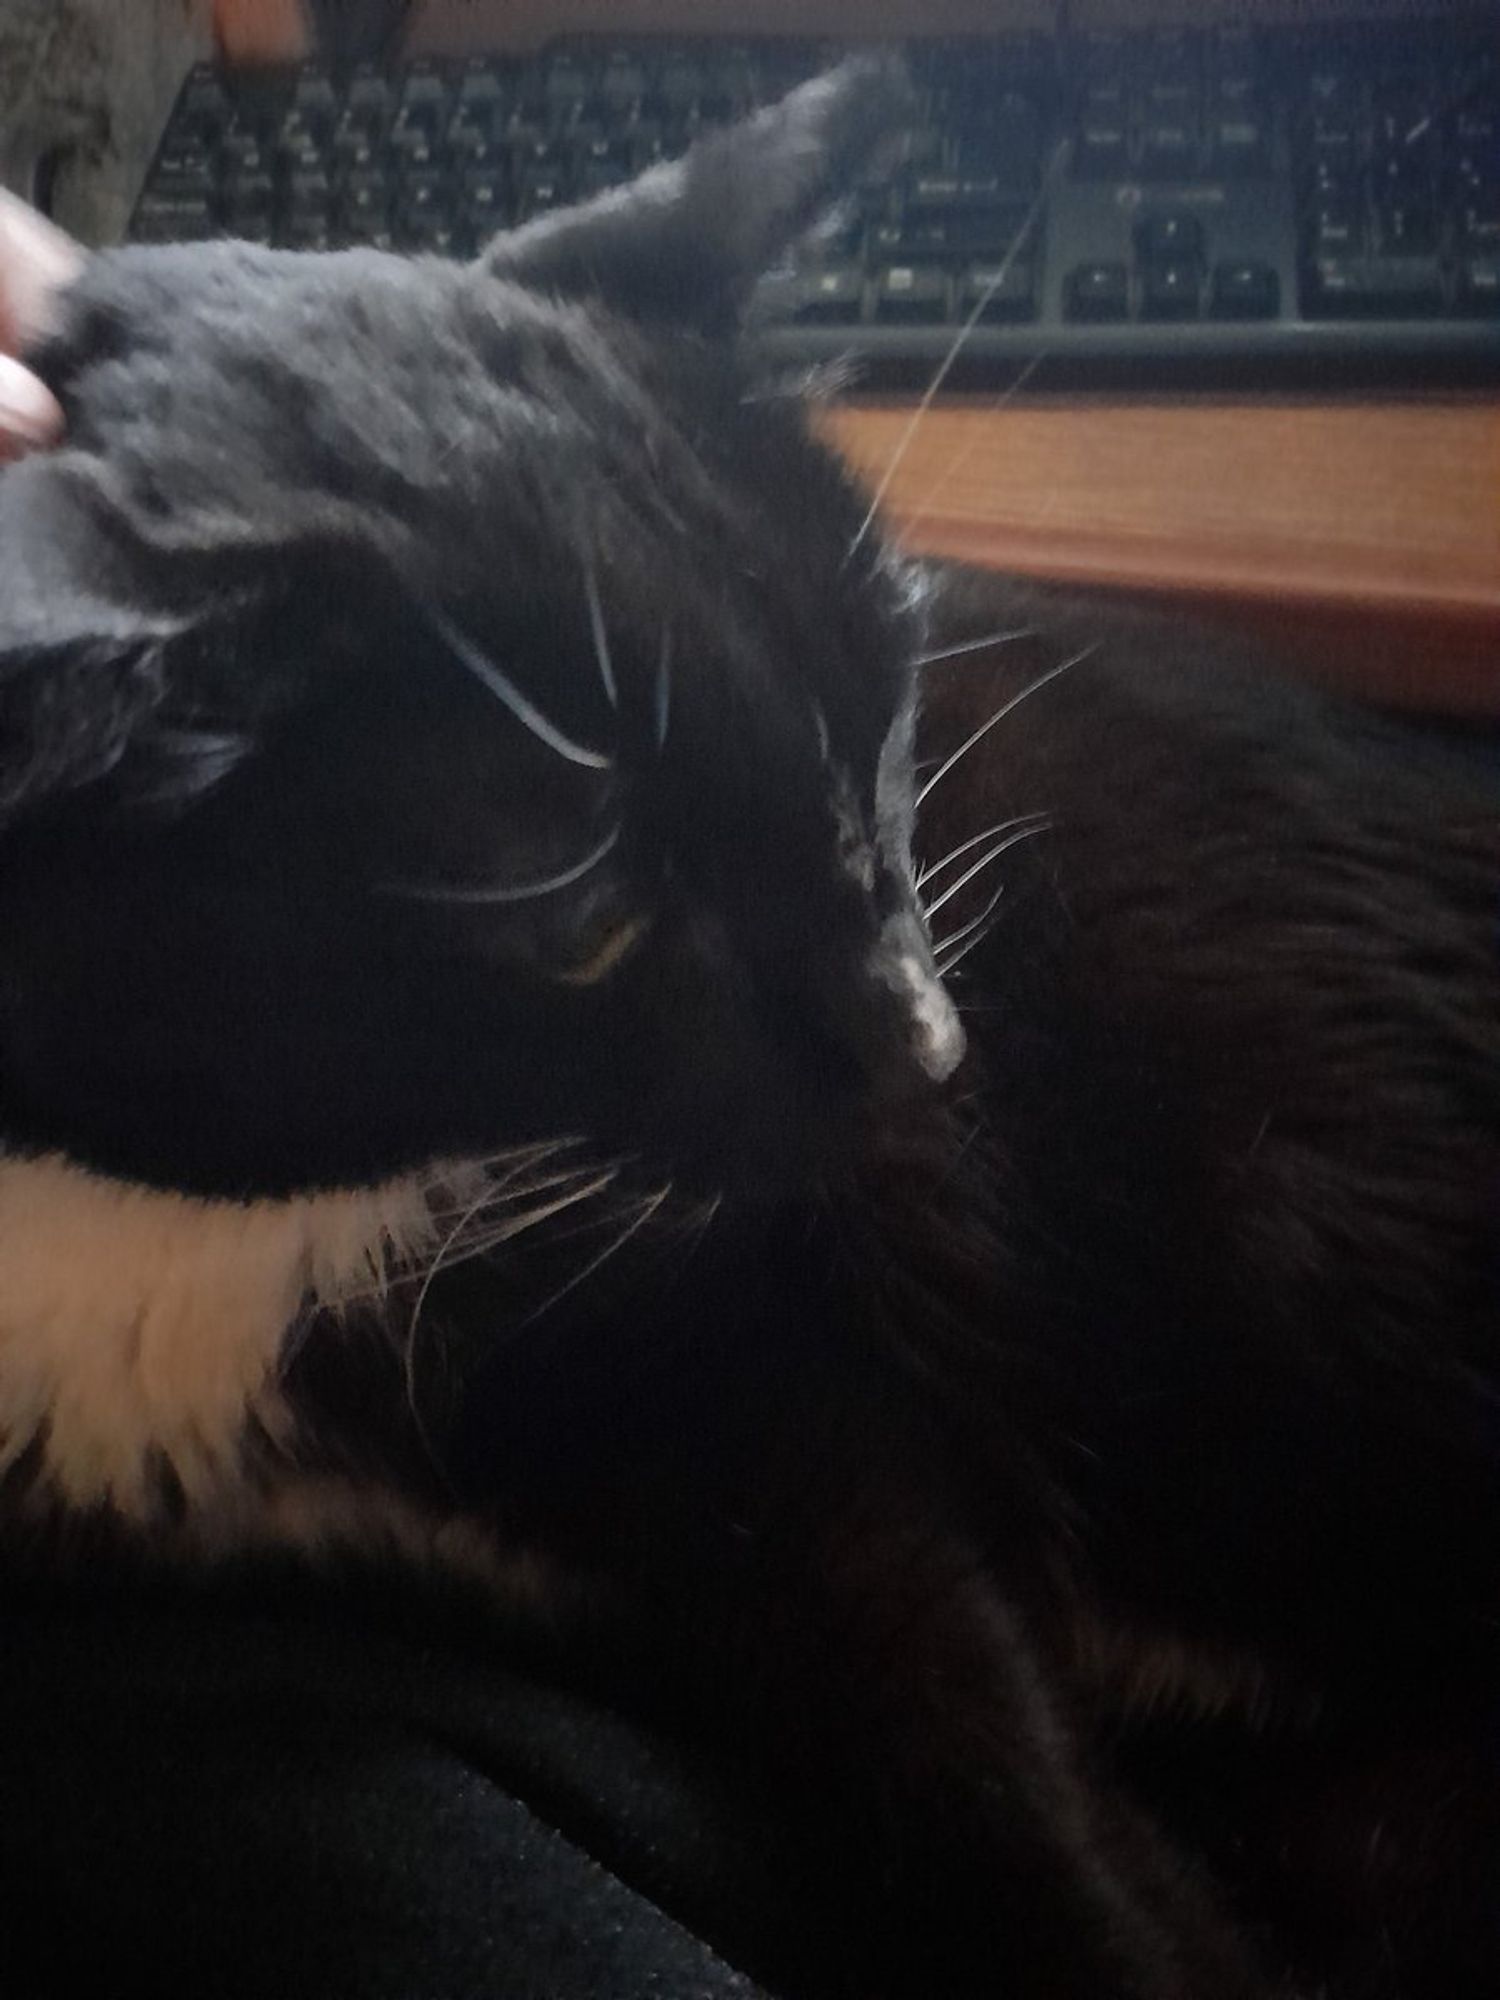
[478,56,912,333]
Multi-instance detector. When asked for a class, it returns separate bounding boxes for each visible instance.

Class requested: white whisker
[385,824,619,907]
[899,350,1049,545]
[582,556,618,710]
[399,1164,620,1467]
[916,811,1050,891]
[915,642,1098,809]
[922,818,1051,922]
[928,884,1012,960]
[404,1177,497,1435]
[520,1182,673,1329]
[422,1161,610,1229]
[914,626,1038,669]
[428,605,612,771]
[413,1170,624,1281]
[938,906,1008,977]
[846,138,1068,562]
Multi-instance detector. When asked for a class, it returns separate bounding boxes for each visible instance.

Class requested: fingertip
[0,187,84,348]
[0,351,65,453]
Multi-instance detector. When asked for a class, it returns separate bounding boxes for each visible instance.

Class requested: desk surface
[827,394,1499,715]
[828,397,1499,622]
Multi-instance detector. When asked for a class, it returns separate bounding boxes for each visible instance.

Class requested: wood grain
[824,396,1500,714]
[825,397,1500,620]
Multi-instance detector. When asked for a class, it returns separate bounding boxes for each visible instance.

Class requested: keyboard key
[905,170,1012,212]
[219,125,267,174]
[293,67,338,124]
[874,264,951,323]
[1378,200,1437,254]
[457,61,507,111]
[153,147,216,199]
[1066,261,1129,320]
[1309,254,1445,313]
[461,181,509,235]
[397,170,448,217]
[519,166,570,215]
[659,53,705,109]
[1210,260,1280,317]
[544,59,591,112]
[286,166,332,216]
[789,264,866,324]
[958,259,1035,321]
[340,174,391,233]
[1312,197,1365,253]
[869,210,1030,262]
[1458,255,1500,310]
[1141,257,1201,319]
[181,65,230,126]
[1076,114,1128,177]
[134,194,215,242]
[1140,115,1200,178]
[223,172,274,228]
[277,216,332,250]
[1211,28,1258,93]
[1461,192,1500,248]
[1212,107,1268,176]
[401,60,449,106]
[1137,211,1204,262]
[347,68,393,126]
[599,54,649,109]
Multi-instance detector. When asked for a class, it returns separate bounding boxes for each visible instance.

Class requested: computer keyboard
[129,17,1500,386]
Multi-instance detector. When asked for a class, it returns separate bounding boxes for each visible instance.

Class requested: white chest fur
[0,1153,442,1517]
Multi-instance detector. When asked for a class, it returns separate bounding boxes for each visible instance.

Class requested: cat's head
[0,60,961,1200]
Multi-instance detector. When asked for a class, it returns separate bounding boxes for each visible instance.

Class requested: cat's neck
[0,1153,442,1518]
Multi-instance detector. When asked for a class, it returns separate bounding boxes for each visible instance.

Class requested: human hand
[0,189,81,457]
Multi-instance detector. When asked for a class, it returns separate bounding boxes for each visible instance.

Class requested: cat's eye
[553,912,652,986]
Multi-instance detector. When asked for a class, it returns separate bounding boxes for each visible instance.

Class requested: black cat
[1,58,1497,2000]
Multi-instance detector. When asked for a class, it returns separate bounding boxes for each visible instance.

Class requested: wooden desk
[827,395,1500,715]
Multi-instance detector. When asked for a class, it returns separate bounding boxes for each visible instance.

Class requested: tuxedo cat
[1,57,1497,2000]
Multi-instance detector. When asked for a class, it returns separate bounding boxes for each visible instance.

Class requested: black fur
[2,59,1499,2000]
[0,63,941,1194]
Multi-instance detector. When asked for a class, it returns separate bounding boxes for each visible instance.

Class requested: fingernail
[0,352,63,449]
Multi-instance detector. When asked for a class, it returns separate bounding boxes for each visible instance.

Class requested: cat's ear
[479,56,910,333]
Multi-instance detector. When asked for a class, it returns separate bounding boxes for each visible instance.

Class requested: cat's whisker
[427,604,613,771]
[462,1136,588,1177]
[383,824,620,907]
[916,812,1051,892]
[937,905,1008,977]
[423,1161,608,1231]
[846,139,1068,563]
[582,556,619,710]
[914,627,1038,670]
[413,1169,624,1288]
[922,819,1051,924]
[339,1150,597,1311]
[655,628,673,753]
[400,1165,622,1466]
[933,883,1008,971]
[915,643,1098,809]
[900,352,1050,547]
[519,1181,674,1329]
